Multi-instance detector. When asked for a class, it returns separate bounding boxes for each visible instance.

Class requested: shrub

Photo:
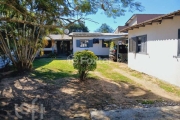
[73,50,98,81]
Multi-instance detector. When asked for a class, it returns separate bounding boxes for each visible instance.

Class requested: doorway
[57,41,70,56]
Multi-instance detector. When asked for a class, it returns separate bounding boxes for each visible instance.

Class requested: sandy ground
[0,63,180,119]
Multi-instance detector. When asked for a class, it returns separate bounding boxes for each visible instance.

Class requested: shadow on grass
[31,68,78,83]
[31,58,78,83]
[33,58,57,69]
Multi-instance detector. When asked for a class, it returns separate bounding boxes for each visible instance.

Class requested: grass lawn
[32,58,78,82]
[32,58,180,97]
[32,58,133,84]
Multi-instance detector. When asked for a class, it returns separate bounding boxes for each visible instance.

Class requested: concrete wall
[128,16,180,87]
[73,37,109,55]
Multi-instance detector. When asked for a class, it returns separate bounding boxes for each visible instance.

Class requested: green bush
[47,53,57,58]
[73,50,98,81]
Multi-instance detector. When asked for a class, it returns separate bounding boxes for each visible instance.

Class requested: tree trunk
[79,71,86,81]
[15,61,32,72]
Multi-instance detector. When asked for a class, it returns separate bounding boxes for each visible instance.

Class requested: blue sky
[85,0,180,32]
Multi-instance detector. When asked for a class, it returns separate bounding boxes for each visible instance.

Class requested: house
[69,32,128,57]
[43,34,72,56]
[114,14,163,33]
[119,10,180,87]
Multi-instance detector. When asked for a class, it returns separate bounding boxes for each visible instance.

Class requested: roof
[45,34,71,40]
[125,14,164,26]
[69,32,128,41]
[114,26,128,33]
[120,10,180,32]
[69,32,128,37]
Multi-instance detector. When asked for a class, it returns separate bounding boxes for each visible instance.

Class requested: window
[80,40,88,47]
[93,38,99,44]
[45,41,52,48]
[76,40,93,48]
[129,35,147,54]
[102,39,110,47]
[178,29,180,56]
[129,37,137,53]
[137,35,147,53]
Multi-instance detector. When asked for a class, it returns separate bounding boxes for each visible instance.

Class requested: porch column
[117,43,119,62]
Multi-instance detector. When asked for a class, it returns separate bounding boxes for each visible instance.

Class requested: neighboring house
[69,32,127,56]
[119,10,180,87]
[114,26,128,34]
[114,14,163,33]
[44,35,72,56]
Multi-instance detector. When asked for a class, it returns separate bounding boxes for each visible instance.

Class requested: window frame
[177,29,180,56]
[129,35,147,54]
[136,35,147,54]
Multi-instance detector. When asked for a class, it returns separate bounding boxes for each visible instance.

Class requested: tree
[95,23,114,33]
[73,50,97,81]
[68,22,89,33]
[0,0,143,72]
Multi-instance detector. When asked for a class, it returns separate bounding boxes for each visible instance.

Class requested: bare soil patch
[0,75,180,120]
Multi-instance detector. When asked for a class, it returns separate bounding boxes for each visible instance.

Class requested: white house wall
[128,16,180,87]
[73,37,109,55]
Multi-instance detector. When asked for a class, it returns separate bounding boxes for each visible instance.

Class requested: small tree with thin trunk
[73,50,97,81]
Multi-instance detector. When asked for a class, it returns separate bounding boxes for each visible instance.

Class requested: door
[57,41,70,55]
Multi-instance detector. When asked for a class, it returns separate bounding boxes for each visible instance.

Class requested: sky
[85,0,180,32]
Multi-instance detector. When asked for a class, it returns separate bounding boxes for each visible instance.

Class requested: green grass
[32,58,78,82]
[32,59,180,97]
[158,81,180,96]
[131,72,143,79]
[136,100,155,104]
[32,58,134,84]
[95,63,134,83]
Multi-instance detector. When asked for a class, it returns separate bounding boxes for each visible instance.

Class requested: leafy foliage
[95,23,114,33]
[73,50,98,81]
[68,22,89,33]
[110,41,115,50]
[0,0,143,72]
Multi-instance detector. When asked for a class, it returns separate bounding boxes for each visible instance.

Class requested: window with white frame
[76,39,93,48]
[80,40,88,47]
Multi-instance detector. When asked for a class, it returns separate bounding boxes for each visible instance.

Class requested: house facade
[44,35,72,56]
[120,10,180,87]
[69,32,127,56]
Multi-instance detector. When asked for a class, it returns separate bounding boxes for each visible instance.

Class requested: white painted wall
[44,48,53,51]
[128,16,180,87]
[128,16,137,26]
[73,37,109,55]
